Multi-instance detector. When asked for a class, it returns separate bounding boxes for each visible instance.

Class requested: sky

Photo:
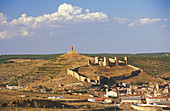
[0,0,170,54]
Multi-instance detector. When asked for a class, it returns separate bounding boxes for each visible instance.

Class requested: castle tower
[103,57,109,66]
[124,57,128,65]
[71,46,75,51]
[114,57,119,66]
[68,46,78,54]
[95,57,99,64]
[88,60,91,65]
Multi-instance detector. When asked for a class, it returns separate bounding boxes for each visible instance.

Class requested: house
[95,97,105,102]
[127,88,134,94]
[105,91,117,97]
[146,96,169,104]
[88,97,107,103]
[6,85,21,90]
[88,98,95,102]
[0,86,7,90]
[104,98,112,104]
[121,96,141,104]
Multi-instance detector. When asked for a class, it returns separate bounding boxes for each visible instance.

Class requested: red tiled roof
[160,84,166,86]
[95,92,106,94]
[95,97,108,101]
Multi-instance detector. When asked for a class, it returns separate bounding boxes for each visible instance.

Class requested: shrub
[86,104,91,109]
[39,85,43,89]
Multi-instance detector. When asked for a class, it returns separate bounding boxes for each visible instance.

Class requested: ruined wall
[67,56,142,86]
[67,67,98,84]
[99,69,141,85]
[124,57,128,65]
[128,65,141,71]
[114,57,119,66]
[109,58,115,63]
[74,72,80,80]
[103,57,109,66]
[95,57,99,64]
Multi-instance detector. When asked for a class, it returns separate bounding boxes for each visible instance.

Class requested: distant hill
[0,54,62,63]
[0,52,169,61]
[83,52,170,57]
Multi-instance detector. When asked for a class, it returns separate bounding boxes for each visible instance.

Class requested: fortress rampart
[67,56,142,85]
[67,67,100,84]
[66,46,142,85]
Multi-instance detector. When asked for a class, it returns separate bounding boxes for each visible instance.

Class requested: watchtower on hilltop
[68,46,78,54]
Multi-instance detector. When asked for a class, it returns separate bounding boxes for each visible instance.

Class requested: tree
[39,85,43,89]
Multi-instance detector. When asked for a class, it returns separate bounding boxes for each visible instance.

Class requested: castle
[67,46,141,85]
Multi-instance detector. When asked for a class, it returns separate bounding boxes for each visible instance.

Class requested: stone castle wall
[67,56,142,85]
[67,67,99,84]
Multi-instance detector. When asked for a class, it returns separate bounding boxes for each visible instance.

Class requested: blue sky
[0,0,170,54]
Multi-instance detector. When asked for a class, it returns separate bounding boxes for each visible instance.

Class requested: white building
[146,96,169,104]
[88,98,95,102]
[105,91,117,97]
[6,85,21,90]
[121,96,141,104]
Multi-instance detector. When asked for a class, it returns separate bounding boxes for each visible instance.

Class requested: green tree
[39,85,43,89]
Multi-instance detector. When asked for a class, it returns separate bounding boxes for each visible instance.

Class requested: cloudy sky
[0,0,170,54]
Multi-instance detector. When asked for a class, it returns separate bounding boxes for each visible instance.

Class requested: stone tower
[124,57,128,65]
[88,60,91,65]
[114,57,119,66]
[68,46,78,54]
[95,57,99,64]
[71,46,75,51]
[103,57,109,66]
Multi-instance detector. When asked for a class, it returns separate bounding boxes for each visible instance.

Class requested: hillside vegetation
[128,56,170,79]
[0,54,62,63]
[0,53,169,88]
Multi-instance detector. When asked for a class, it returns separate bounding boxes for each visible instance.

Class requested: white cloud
[128,18,168,27]
[0,3,109,39]
[0,13,7,24]
[86,9,90,13]
[113,17,130,24]
[58,3,82,16]
[0,3,169,39]
[0,31,8,39]
[20,28,28,36]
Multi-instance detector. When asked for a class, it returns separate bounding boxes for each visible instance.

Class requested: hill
[0,53,166,92]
